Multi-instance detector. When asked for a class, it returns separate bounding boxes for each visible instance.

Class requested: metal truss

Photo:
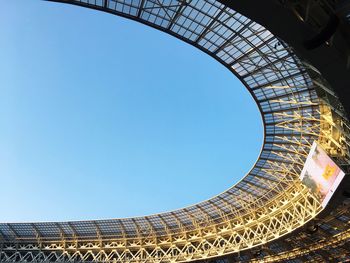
[1,0,349,262]
[250,227,350,262]
[0,183,322,262]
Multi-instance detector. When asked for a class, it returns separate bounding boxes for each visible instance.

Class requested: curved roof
[3,1,350,262]
[0,0,320,240]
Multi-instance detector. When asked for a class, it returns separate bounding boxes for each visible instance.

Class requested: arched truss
[1,0,349,262]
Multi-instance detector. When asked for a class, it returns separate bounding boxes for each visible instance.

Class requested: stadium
[1,0,350,262]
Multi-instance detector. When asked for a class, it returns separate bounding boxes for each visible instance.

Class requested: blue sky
[0,0,263,222]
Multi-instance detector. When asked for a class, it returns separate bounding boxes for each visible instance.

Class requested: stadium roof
[1,0,349,262]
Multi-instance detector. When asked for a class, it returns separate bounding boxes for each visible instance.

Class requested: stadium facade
[1,0,350,262]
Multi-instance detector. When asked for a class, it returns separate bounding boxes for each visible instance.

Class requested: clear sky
[0,0,263,222]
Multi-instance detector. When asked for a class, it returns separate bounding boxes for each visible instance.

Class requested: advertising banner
[300,141,345,207]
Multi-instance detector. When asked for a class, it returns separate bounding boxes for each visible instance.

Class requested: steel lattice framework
[1,0,349,262]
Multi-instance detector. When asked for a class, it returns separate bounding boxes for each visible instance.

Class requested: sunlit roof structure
[1,0,350,262]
